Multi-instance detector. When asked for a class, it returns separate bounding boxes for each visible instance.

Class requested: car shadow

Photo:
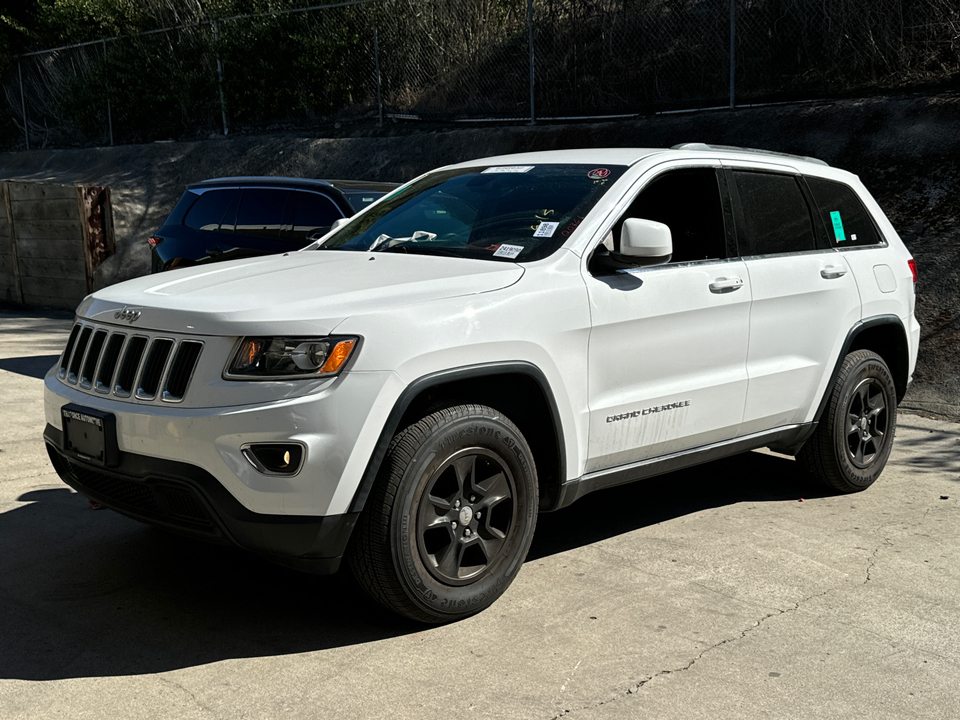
[0,355,60,380]
[529,450,825,560]
[0,451,823,681]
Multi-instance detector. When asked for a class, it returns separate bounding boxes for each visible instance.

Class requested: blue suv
[149,176,398,272]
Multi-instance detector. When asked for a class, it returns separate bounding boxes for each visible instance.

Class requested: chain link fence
[3,0,959,150]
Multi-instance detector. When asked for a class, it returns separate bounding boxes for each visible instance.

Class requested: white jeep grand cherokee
[44,145,919,623]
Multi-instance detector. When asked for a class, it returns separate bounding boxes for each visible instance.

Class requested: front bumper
[45,425,357,573]
[44,367,399,517]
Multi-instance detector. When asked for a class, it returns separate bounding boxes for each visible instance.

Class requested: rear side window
[286,191,343,241]
[733,171,816,256]
[235,189,290,239]
[805,177,883,247]
[183,189,236,231]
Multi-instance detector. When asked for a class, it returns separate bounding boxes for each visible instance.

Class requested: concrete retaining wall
[0,182,114,309]
[0,93,956,419]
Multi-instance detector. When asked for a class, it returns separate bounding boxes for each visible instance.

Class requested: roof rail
[670,143,829,167]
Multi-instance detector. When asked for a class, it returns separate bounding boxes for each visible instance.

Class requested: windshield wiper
[378,245,462,258]
[369,230,437,252]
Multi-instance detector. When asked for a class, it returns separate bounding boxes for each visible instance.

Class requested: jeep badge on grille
[114,307,142,323]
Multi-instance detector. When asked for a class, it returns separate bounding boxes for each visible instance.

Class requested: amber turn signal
[321,338,357,374]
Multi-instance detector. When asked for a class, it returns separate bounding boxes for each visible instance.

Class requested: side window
[341,190,388,212]
[732,171,816,256]
[218,189,240,234]
[285,191,343,241]
[616,168,727,263]
[183,189,235,232]
[235,189,290,239]
[805,176,882,247]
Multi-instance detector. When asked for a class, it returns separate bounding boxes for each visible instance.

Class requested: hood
[80,250,524,336]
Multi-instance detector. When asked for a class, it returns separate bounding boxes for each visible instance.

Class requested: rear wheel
[349,404,538,623]
[798,350,897,493]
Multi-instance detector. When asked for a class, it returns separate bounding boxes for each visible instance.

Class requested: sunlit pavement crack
[548,592,830,720]
[155,676,216,717]
[0,470,63,484]
[865,533,895,585]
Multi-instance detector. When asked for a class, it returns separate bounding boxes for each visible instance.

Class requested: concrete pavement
[1,307,958,719]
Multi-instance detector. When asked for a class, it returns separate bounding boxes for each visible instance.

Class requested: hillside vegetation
[2,0,959,148]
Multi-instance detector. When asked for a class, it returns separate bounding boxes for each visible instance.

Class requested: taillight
[908,259,917,283]
[148,236,161,247]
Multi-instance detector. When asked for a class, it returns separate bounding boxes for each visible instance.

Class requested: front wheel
[349,404,538,623]
[798,350,898,493]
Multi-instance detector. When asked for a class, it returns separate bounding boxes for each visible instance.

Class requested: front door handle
[821,265,848,279]
[709,276,744,293]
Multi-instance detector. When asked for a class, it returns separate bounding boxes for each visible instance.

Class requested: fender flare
[347,361,566,514]
[812,314,908,426]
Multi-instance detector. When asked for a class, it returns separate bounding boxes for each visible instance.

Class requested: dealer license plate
[61,404,118,467]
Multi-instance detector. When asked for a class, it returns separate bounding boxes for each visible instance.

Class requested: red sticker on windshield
[588,168,611,180]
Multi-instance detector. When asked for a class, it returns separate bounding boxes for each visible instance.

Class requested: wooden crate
[0,182,115,309]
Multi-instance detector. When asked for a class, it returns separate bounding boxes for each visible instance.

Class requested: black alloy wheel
[845,377,889,468]
[799,349,898,493]
[350,404,538,623]
[416,447,517,585]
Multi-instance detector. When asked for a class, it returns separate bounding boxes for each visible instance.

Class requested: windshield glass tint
[318,164,627,261]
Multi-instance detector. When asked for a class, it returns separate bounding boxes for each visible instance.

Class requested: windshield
[316,164,627,262]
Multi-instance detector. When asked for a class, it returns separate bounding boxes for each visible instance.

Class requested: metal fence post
[373,25,383,126]
[527,0,535,124]
[729,0,736,109]
[102,40,114,145]
[213,20,229,135]
[17,60,29,150]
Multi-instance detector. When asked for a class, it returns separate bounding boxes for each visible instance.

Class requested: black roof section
[189,176,399,192]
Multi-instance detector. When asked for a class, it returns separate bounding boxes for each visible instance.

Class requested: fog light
[241,443,305,476]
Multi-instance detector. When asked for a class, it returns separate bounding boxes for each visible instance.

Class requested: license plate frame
[61,404,119,467]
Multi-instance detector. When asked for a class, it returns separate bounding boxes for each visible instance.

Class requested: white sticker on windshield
[533,221,559,238]
[482,165,534,174]
[494,244,524,259]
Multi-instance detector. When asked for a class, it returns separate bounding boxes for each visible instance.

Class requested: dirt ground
[0,93,957,419]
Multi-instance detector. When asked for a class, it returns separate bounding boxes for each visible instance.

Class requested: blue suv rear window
[184,189,236,232]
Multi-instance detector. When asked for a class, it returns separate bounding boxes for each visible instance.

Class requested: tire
[798,350,898,493]
[349,404,538,623]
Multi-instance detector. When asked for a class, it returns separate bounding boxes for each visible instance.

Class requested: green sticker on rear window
[830,211,846,242]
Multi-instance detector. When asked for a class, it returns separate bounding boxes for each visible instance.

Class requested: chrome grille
[58,321,204,404]
[79,329,107,388]
[114,336,147,397]
[67,326,92,383]
[164,341,204,401]
[137,339,174,400]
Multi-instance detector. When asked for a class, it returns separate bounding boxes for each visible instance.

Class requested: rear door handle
[820,265,848,279]
[709,276,744,293]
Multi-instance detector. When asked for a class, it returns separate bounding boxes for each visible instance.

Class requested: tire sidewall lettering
[392,410,537,617]
[832,355,896,485]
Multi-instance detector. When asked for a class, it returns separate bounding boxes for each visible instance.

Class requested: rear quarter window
[805,177,883,248]
[183,189,237,231]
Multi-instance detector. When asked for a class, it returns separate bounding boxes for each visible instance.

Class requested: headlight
[224,336,359,380]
